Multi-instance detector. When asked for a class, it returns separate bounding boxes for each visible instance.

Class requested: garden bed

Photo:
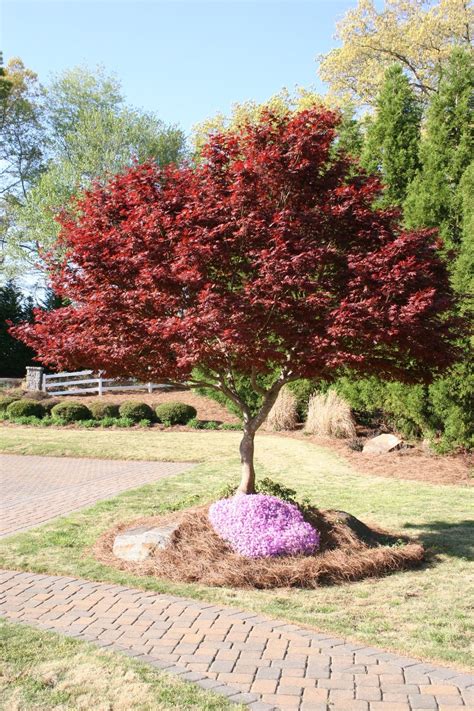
[93,505,424,589]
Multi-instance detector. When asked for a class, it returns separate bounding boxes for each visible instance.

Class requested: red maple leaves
[13,108,457,386]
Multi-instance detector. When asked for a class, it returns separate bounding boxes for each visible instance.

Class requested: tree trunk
[237,427,256,494]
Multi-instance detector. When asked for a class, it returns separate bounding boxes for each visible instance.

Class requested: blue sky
[2,0,357,136]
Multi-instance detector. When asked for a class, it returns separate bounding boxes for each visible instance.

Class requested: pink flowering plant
[208,494,320,558]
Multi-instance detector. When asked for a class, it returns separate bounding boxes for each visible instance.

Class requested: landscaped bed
[1,428,472,668]
[94,504,424,589]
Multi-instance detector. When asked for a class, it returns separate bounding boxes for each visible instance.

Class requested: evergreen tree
[361,64,421,206]
[404,48,473,249]
[336,107,364,159]
[452,161,474,320]
[0,281,37,376]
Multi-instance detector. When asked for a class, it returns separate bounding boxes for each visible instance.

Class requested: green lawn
[0,619,240,711]
[0,427,473,670]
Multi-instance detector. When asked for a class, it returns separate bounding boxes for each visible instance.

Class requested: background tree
[361,64,421,206]
[451,162,474,321]
[335,48,473,452]
[13,109,457,492]
[1,64,186,278]
[193,87,363,160]
[0,58,45,268]
[319,0,473,107]
[0,53,13,104]
[0,281,36,376]
[404,48,473,251]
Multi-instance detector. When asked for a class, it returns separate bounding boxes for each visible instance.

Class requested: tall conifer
[361,64,421,206]
[404,48,473,249]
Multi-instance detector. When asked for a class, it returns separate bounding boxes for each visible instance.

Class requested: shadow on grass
[403,520,474,560]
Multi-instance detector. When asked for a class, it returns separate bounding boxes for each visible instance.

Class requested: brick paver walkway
[0,454,194,537]
[0,569,472,711]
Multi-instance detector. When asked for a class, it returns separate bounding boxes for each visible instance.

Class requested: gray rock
[362,433,402,455]
[113,524,179,562]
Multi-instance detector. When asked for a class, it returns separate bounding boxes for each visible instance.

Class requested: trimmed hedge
[155,402,197,425]
[0,396,20,413]
[90,402,120,420]
[42,398,62,415]
[7,399,46,419]
[51,402,92,422]
[118,401,154,422]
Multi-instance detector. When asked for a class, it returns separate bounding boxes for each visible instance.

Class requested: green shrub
[0,396,20,413]
[219,422,242,431]
[77,419,100,428]
[155,402,197,425]
[41,416,55,427]
[188,418,220,430]
[115,417,135,428]
[138,418,152,428]
[51,401,91,422]
[429,360,474,451]
[6,399,45,419]
[99,417,118,428]
[334,362,474,452]
[118,401,154,422]
[287,379,317,421]
[42,398,61,415]
[89,402,120,420]
[8,415,44,426]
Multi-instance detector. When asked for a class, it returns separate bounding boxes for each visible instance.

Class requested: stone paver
[0,570,473,711]
[0,454,193,537]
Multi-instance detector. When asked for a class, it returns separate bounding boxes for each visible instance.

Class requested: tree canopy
[318,0,473,107]
[13,108,458,490]
[0,281,36,377]
[0,62,186,279]
[404,48,473,250]
[361,64,421,206]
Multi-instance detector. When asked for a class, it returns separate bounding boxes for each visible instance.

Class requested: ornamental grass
[263,386,298,432]
[304,390,356,438]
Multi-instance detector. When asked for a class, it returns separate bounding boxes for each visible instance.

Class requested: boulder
[362,433,402,455]
[113,524,179,562]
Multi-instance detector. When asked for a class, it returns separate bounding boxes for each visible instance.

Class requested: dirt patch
[273,431,473,487]
[93,506,424,589]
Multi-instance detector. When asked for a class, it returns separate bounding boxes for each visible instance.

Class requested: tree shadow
[402,520,474,560]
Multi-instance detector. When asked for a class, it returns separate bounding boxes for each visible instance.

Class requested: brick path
[1,569,472,711]
[0,454,194,537]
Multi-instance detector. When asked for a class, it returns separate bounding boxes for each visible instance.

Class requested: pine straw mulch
[93,505,424,589]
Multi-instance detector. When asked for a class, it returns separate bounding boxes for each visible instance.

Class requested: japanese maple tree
[13,108,457,494]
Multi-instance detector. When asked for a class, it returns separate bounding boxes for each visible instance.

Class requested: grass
[0,619,240,711]
[0,427,241,461]
[0,427,473,670]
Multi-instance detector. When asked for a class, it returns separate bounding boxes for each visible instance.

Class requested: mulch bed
[93,505,424,589]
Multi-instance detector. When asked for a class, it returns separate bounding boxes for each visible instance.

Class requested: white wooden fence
[43,370,169,397]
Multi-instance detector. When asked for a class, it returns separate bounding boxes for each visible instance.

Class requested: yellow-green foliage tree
[193,88,363,160]
[319,0,473,107]
[192,88,326,155]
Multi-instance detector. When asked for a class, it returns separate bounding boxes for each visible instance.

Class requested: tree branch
[250,366,266,396]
